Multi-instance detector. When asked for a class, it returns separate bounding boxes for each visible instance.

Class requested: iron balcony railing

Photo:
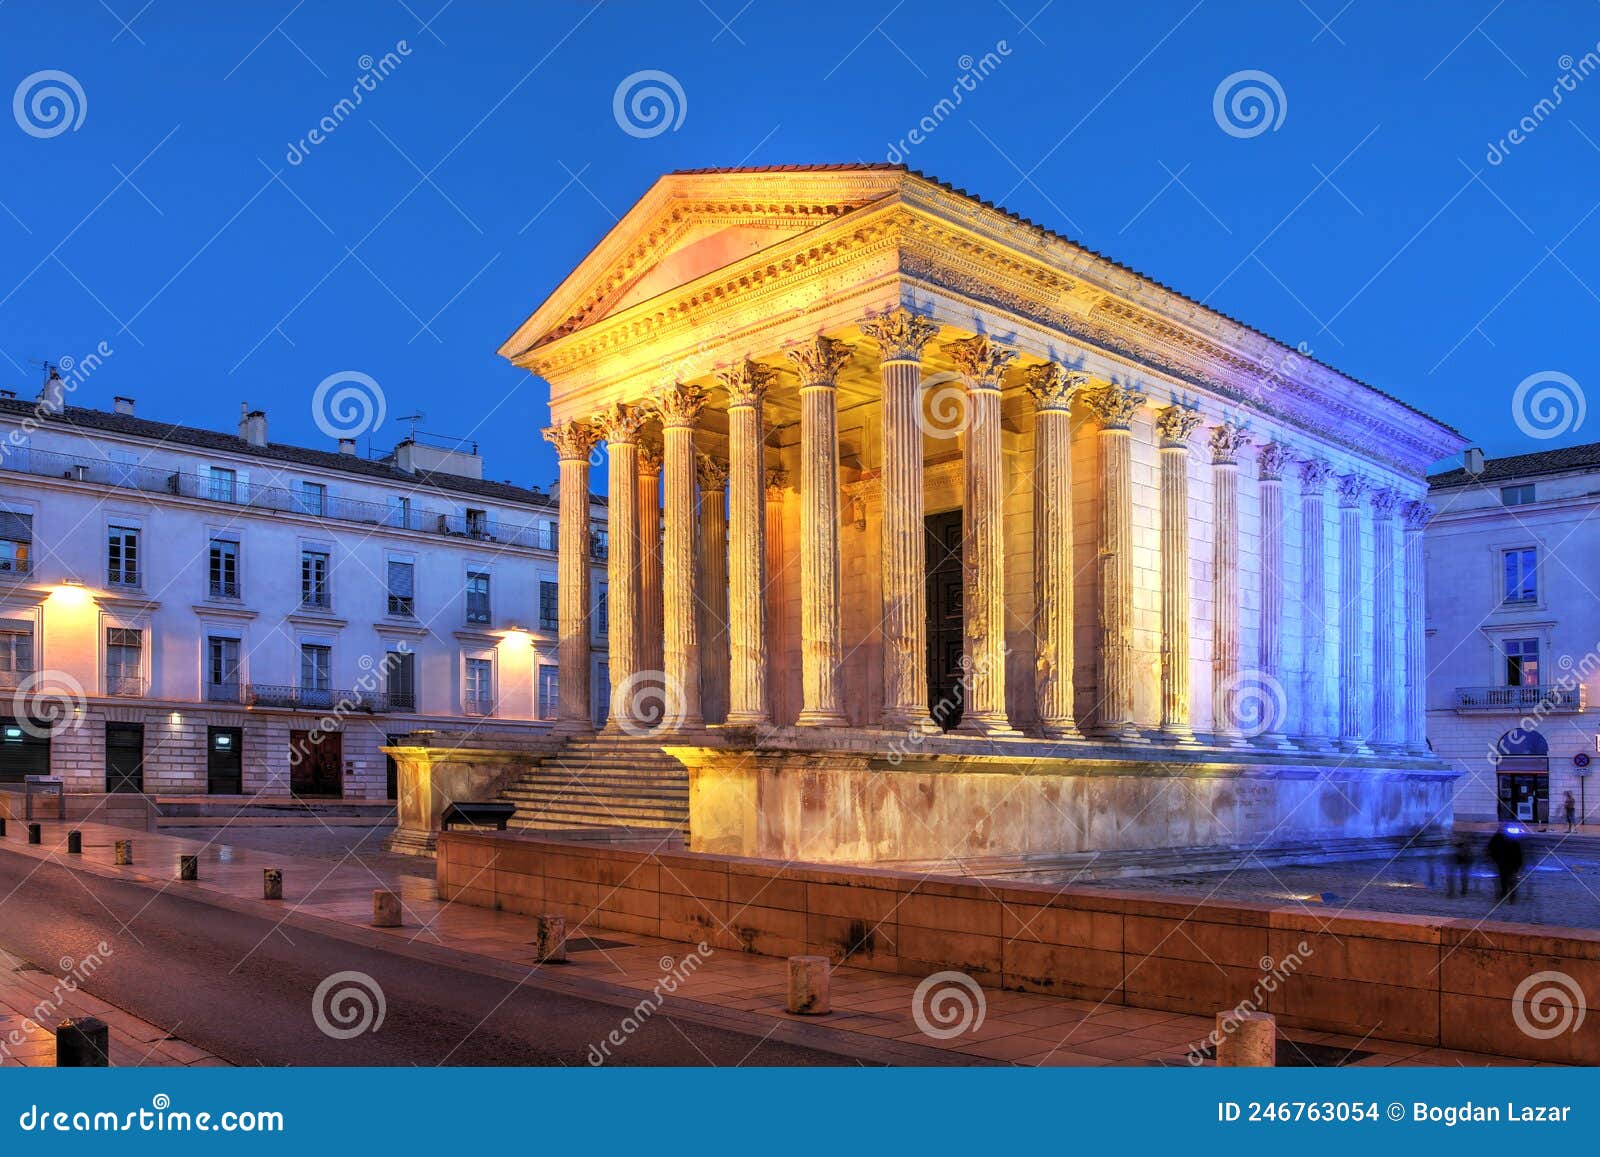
[0,443,605,558]
[0,666,34,689]
[461,695,495,717]
[104,673,147,697]
[205,681,242,703]
[0,558,29,577]
[209,580,240,599]
[244,683,403,713]
[1455,684,1586,713]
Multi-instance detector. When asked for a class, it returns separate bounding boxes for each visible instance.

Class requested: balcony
[300,591,332,611]
[104,674,146,697]
[244,684,402,713]
[1454,684,1587,714]
[0,558,30,578]
[209,580,240,600]
[0,666,34,690]
[205,681,242,703]
[461,695,494,717]
[0,444,603,557]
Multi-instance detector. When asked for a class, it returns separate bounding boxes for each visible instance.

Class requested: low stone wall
[438,830,1600,1064]
[384,734,563,854]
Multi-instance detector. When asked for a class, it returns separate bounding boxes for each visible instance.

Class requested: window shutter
[0,512,31,542]
[388,560,414,597]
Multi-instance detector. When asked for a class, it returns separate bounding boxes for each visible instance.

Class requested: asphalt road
[0,849,857,1067]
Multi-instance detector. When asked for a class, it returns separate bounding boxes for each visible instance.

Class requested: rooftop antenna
[395,412,424,441]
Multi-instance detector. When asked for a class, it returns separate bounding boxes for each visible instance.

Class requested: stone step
[502,789,688,807]
[508,802,687,827]
[515,769,687,785]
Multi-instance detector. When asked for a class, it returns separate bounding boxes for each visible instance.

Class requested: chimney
[36,369,65,416]
[1464,447,1485,476]
[0,390,15,400]
[338,438,357,456]
[113,396,135,416]
[237,403,268,447]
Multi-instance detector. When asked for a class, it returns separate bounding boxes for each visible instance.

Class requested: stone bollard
[26,822,40,845]
[786,955,831,1015]
[177,854,199,881]
[372,890,402,927]
[533,915,566,963]
[66,830,82,855]
[113,839,133,866]
[55,1017,110,1067]
[263,868,283,900]
[1215,1010,1277,1067]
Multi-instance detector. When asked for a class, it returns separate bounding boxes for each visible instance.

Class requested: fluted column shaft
[1403,502,1433,754]
[543,421,598,732]
[1257,443,1292,745]
[598,407,642,729]
[654,386,706,729]
[1027,366,1082,739]
[1156,407,1201,740]
[880,355,932,729]
[723,380,770,728]
[1371,491,1402,750]
[1080,384,1145,739]
[636,448,664,689]
[1337,476,1368,749]
[697,461,729,725]
[1210,429,1245,743]
[764,471,789,725]
[1298,461,1332,747]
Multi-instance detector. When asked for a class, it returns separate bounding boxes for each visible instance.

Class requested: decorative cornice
[1155,404,1203,449]
[592,401,646,444]
[696,453,729,491]
[649,382,707,429]
[1209,422,1251,465]
[1300,457,1332,493]
[1370,487,1403,520]
[1023,362,1087,413]
[859,305,940,362]
[716,358,779,408]
[1079,382,1146,430]
[944,334,1017,392]
[1403,500,1435,530]
[1257,441,1295,481]
[542,418,600,461]
[786,335,853,386]
[1336,472,1370,507]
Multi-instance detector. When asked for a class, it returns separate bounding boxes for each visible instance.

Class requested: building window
[465,508,488,537]
[208,538,239,599]
[206,636,241,702]
[1505,637,1540,687]
[591,528,608,560]
[389,496,412,530]
[386,558,415,617]
[107,525,140,587]
[1502,548,1537,604]
[538,580,558,631]
[0,511,31,576]
[208,467,238,503]
[463,657,493,716]
[466,569,490,624]
[385,649,416,712]
[0,618,35,688]
[105,627,144,696]
[300,481,326,517]
[537,665,559,720]
[301,550,331,608]
[595,583,608,637]
[1501,484,1536,506]
[300,643,332,707]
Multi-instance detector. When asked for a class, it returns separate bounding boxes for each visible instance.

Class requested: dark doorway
[1494,728,1551,823]
[105,722,144,794]
[290,729,342,798]
[925,509,965,732]
[0,719,50,783]
[385,733,405,800]
[206,726,243,794]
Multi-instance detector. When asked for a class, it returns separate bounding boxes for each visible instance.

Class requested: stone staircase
[498,733,689,834]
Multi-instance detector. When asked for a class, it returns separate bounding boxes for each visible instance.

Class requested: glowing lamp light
[51,580,90,608]
[500,625,531,647]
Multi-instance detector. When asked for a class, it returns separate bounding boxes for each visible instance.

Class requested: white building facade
[1426,443,1600,825]
[0,379,608,800]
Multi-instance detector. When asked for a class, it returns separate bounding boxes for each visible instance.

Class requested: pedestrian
[1564,791,1577,833]
[1448,834,1474,897]
[1486,825,1526,903]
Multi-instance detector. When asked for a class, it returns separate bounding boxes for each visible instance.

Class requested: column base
[1338,737,1374,755]
[880,709,938,734]
[1209,730,1251,749]
[796,709,850,728]
[1295,734,1337,752]
[721,711,773,729]
[1038,722,1085,741]
[1087,722,1147,744]
[1253,731,1298,751]
[956,715,1020,738]
[1157,724,1201,746]
[552,720,595,737]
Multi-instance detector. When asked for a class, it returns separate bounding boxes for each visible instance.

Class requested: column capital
[1208,421,1251,464]
[593,402,645,445]
[1155,404,1203,449]
[1336,472,1370,507]
[636,434,664,476]
[1023,362,1088,412]
[944,334,1017,392]
[650,382,708,429]
[1300,456,1332,493]
[860,306,940,362]
[542,418,600,461]
[765,466,789,497]
[1080,382,1147,429]
[717,359,779,407]
[786,335,853,385]
[1371,487,1403,520]
[696,453,729,492]
[1403,500,1436,530]
[1257,440,1295,481]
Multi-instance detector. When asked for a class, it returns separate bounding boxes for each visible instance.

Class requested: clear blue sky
[1,1,1595,491]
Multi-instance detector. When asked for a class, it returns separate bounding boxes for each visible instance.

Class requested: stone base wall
[438,830,1600,1064]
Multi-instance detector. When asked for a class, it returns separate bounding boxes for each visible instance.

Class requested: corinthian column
[1336,473,1370,751]
[696,454,730,725]
[1209,423,1251,744]
[1080,382,1147,740]
[945,335,1018,735]
[765,469,790,725]
[1402,500,1434,755]
[1256,442,1295,747]
[718,360,776,729]
[1026,364,1085,739]
[650,384,707,730]
[1297,459,1333,748]
[542,419,600,733]
[1155,405,1202,742]
[787,336,852,727]
[1370,488,1403,751]
[860,307,940,731]
[594,402,645,729]
[637,436,664,692]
